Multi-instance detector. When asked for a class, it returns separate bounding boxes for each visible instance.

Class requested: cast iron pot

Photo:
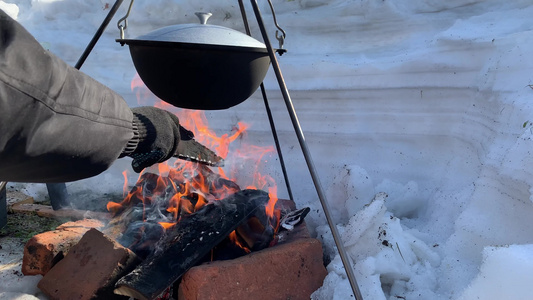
[117,13,270,110]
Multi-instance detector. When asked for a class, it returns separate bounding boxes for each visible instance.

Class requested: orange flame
[106,201,123,214]
[108,74,281,247]
[131,73,154,106]
[229,231,251,254]
[266,186,278,219]
[159,222,176,230]
[122,170,128,197]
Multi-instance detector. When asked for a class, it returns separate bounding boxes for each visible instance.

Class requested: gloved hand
[120,106,194,172]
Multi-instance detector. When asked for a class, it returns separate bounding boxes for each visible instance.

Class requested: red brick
[178,237,327,300]
[38,228,140,300]
[56,219,106,231]
[22,219,105,275]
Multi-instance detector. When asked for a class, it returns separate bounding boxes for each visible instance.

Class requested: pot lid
[134,12,266,49]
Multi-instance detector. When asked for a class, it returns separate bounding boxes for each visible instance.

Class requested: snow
[2,0,533,299]
[458,244,533,300]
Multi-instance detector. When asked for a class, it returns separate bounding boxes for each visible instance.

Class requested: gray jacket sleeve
[0,9,133,183]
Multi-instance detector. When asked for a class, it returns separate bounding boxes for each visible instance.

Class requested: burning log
[234,205,276,252]
[106,166,244,259]
[107,166,240,218]
[169,163,241,199]
[114,189,270,300]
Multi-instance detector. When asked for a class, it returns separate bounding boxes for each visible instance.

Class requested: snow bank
[458,244,533,300]
[313,194,440,299]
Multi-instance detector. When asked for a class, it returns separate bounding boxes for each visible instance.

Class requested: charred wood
[114,189,269,300]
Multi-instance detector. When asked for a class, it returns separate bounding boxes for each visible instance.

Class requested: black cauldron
[117,13,271,110]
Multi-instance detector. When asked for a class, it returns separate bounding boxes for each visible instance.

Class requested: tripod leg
[46,183,69,210]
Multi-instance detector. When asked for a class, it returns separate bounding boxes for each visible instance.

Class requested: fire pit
[30,164,325,300]
[103,160,291,299]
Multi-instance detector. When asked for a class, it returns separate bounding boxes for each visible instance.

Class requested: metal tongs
[174,125,224,167]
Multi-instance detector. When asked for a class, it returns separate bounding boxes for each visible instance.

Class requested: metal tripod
[238,1,364,298]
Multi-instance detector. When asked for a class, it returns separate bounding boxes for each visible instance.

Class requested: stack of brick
[37,228,140,300]
[22,219,105,275]
[23,199,327,300]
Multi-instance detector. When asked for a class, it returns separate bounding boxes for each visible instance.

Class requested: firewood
[114,189,270,300]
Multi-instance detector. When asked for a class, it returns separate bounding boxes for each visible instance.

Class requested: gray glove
[120,106,193,172]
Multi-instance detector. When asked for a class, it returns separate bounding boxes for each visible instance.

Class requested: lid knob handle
[195,12,212,25]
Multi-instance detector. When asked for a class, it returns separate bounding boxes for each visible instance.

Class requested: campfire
[17,4,330,292]
[105,88,283,256]
[20,96,326,300]
[103,102,284,298]
[5,0,358,297]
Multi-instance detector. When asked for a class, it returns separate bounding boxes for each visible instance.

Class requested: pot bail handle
[195,12,212,25]
[267,0,286,51]
[117,0,135,39]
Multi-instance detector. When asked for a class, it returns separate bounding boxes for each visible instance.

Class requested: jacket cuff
[119,115,140,157]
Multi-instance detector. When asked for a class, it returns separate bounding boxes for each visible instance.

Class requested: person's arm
[0,10,184,183]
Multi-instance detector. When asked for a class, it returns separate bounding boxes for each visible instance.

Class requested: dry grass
[0,213,64,242]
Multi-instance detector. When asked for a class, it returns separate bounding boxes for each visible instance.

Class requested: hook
[117,0,135,40]
[267,0,286,50]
